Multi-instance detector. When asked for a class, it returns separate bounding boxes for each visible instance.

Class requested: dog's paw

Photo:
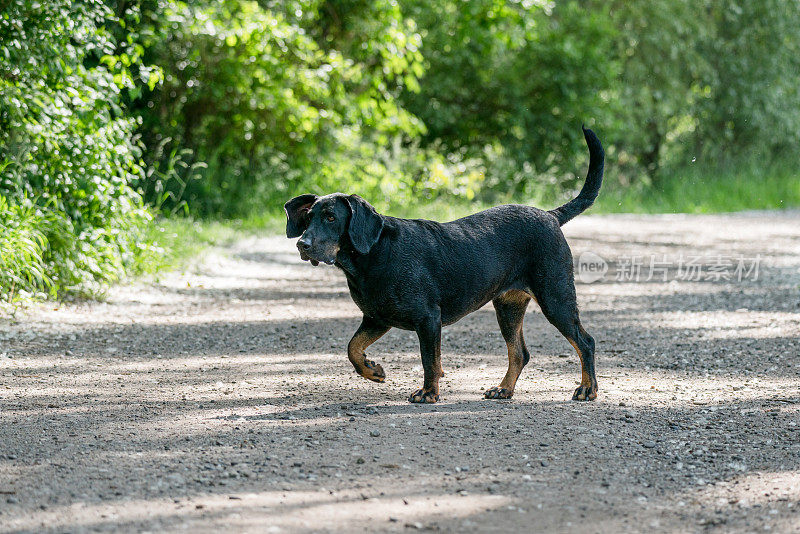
[572,384,597,401]
[484,386,513,400]
[361,359,385,383]
[408,388,439,404]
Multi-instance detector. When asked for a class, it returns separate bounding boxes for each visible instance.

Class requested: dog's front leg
[348,316,390,382]
[409,313,442,404]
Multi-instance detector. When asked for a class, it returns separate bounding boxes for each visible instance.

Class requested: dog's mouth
[299,249,335,266]
[298,249,319,266]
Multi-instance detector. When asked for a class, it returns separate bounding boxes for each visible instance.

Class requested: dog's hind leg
[568,323,597,400]
[348,316,391,382]
[485,290,531,400]
[536,282,597,401]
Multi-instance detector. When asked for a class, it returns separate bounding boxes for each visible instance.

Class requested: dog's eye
[326,215,335,222]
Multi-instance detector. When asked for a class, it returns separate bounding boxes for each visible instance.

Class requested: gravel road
[1,212,799,533]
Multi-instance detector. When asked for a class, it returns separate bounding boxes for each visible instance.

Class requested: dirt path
[2,212,800,533]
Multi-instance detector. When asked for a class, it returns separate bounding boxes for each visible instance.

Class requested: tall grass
[0,195,53,307]
[0,201,233,312]
[595,160,800,214]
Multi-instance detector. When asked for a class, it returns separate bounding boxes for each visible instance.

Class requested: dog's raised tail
[549,126,604,226]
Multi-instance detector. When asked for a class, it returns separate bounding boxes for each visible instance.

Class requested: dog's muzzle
[297,238,338,266]
[297,239,320,265]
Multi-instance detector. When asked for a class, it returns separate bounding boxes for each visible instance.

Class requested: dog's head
[284,193,384,265]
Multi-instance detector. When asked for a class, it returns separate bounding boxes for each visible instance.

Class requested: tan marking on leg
[348,330,385,382]
[498,339,524,391]
[569,338,593,388]
[489,291,531,400]
[569,338,597,401]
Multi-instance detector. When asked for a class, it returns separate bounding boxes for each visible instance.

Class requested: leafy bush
[134,0,426,216]
[0,0,157,298]
[401,1,619,185]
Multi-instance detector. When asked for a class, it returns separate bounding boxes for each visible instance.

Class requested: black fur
[285,194,319,238]
[346,195,384,254]
[285,126,605,403]
[549,126,604,226]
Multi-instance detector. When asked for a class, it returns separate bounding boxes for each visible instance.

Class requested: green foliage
[0,0,157,299]
[126,0,800,219]
[402,1,619,189]
[598,0,800,180]
[134,0,426,215]
[0,194,53,306]
[693,0,800,157]
[140,139,207,217]
[601,1,712,176]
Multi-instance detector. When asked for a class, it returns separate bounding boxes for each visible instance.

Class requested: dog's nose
[297,238,312,252]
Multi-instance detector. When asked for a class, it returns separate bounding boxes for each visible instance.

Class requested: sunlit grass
[134,218,254,275]
[595,160,800,214]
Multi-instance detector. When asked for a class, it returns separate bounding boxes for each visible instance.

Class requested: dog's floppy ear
[346,195,384,254]
[284,194,318,238]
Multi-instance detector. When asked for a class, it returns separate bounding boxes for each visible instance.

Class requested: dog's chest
[345,278,413,326]
[346,280,387,315]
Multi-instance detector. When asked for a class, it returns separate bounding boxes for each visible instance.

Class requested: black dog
[285,126,604,403]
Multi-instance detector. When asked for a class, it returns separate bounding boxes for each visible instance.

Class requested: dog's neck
[334,241,376,280]
[334,249,359,278]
